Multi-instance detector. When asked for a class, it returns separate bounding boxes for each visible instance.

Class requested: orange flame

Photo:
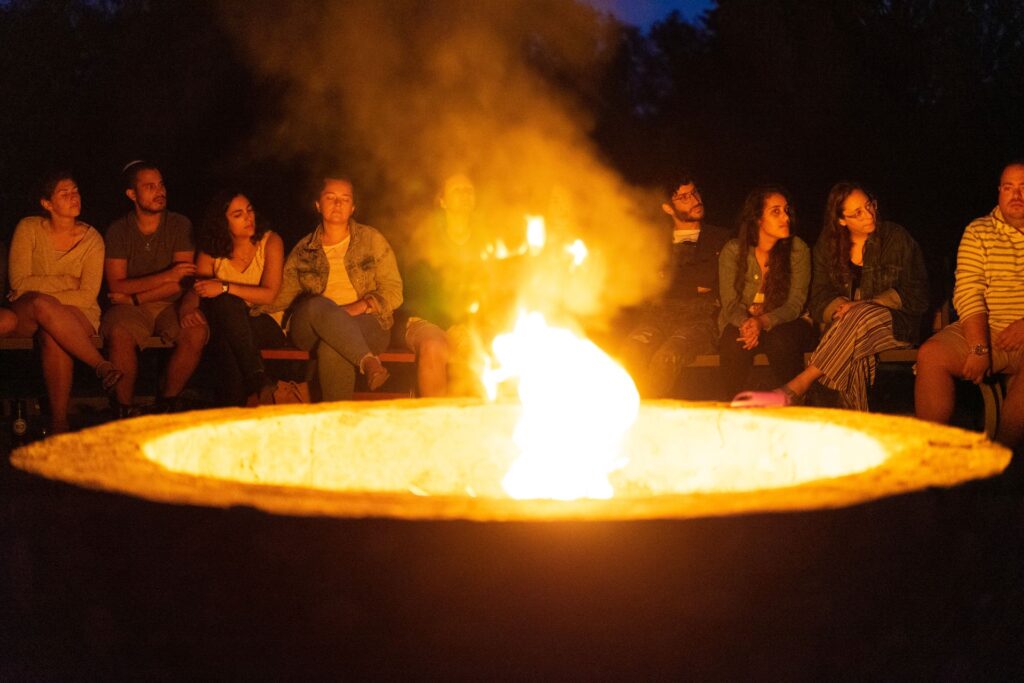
[484,311,640,500]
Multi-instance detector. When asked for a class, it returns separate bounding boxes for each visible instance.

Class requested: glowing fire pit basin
[11,399,1008,519]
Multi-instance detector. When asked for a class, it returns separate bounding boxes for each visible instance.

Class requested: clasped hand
[737,316,762,350]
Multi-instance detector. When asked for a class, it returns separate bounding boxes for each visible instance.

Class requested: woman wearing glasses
[718,185,814,401]
[732,182,928,409]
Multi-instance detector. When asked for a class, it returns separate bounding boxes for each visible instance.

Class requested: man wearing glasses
[620,172,731,397]
[916,160,1024,448]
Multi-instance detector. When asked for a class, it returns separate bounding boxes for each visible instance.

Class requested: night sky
[583,0,714,26]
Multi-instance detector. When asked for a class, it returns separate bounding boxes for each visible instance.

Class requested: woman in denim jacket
[719,185,813,401]
[734,182,928,409]
[257,177,402,400]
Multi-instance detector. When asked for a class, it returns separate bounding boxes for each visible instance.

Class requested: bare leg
[0,308,17,337]
[12,294,105,367]
[38,330,74,433]
[914,339,960,424]
[412,328,450,397]
[106,325,139,406]
[996,373,1024,448]
[162,324,207,397]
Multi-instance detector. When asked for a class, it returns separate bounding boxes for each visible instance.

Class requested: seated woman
[734,182,929,409]
[7,171,121,433]
[0,240,18,336]
[718,185,813,401]
[193,190,287,406]
[255,176,402,401]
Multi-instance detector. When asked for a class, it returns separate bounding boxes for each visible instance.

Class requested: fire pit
[10,399,1009,519]
[5,399,1016,678]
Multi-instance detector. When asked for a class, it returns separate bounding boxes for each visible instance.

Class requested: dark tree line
[2,0,1023,301]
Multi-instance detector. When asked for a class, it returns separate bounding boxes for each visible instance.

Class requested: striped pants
[809,302,908,411]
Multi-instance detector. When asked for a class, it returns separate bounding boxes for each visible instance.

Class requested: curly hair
[820,182,877,289]
[732,185,795,313]
[197,190,266,259]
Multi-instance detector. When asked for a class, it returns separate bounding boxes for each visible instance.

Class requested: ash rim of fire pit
[10,399,1010,521]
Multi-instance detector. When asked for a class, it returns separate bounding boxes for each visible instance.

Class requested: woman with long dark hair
[719,185,813,401]
[193,190,287,406]
[735,182,928,409]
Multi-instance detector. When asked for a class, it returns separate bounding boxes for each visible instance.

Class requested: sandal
[95,361,123,392]
[730,387,798,408]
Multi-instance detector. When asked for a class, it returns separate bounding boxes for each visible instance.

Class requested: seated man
[101,161,208,414]
[255,175,402,401]
[399,173,488,397]
[620,173,731,397]
[916,160,1024,448]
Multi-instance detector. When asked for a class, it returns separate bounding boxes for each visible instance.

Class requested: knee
[177,325,208,352]
[417,335,450,366]
[0,309,17,336]
[915,338,957,374]
[28,293,61,323]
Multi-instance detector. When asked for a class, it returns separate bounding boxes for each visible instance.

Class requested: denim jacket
[718,236,811,332]
[810,221,928,343]
[256,220,403,330]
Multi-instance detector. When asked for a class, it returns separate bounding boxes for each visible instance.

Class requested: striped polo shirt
[954,207,1024,330]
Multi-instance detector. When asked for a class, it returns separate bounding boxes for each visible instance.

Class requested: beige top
[212,231,273,306]
[8,215,104,330]
[321,236,358,306]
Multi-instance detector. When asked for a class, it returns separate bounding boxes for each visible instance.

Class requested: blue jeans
[288,296,389,401]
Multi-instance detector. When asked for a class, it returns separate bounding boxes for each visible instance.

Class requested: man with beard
[101,161,207,414]
[916,160,1024,448]
[620,173,731,398]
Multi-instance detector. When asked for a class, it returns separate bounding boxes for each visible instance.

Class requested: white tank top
[212,231,272,307]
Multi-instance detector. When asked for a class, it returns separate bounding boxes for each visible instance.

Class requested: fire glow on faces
[317,179,356,226]
[999,164,1024,224]
[838,189,877,238]
[42,179,82,220]
[663,183,704,223]
[758,193,791,243]
[225,195,256,240]
[130,169,168,214]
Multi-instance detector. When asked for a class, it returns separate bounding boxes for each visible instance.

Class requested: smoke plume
[221,0,666,331]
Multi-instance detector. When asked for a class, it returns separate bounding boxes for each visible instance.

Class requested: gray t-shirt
[105,211,193,279]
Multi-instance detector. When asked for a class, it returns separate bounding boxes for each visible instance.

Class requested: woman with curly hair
[193,190,287,406]
[719,185,813,402]
[735,182,928,409]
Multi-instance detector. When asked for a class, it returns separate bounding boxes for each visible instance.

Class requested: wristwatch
[971,344,990,356]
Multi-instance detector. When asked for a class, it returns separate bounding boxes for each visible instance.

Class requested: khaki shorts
[100,301,183,347]
[404,316,447,352]
[926,321,1024,375]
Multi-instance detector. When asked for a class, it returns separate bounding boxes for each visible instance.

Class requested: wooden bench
[0,335,1003,436]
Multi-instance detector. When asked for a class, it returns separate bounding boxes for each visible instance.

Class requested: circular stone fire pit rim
[10,399,1010,522]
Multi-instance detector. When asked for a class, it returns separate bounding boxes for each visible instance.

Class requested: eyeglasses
[1000,184,1024,196]
[672,188,700,203]
[842,200,877,221]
